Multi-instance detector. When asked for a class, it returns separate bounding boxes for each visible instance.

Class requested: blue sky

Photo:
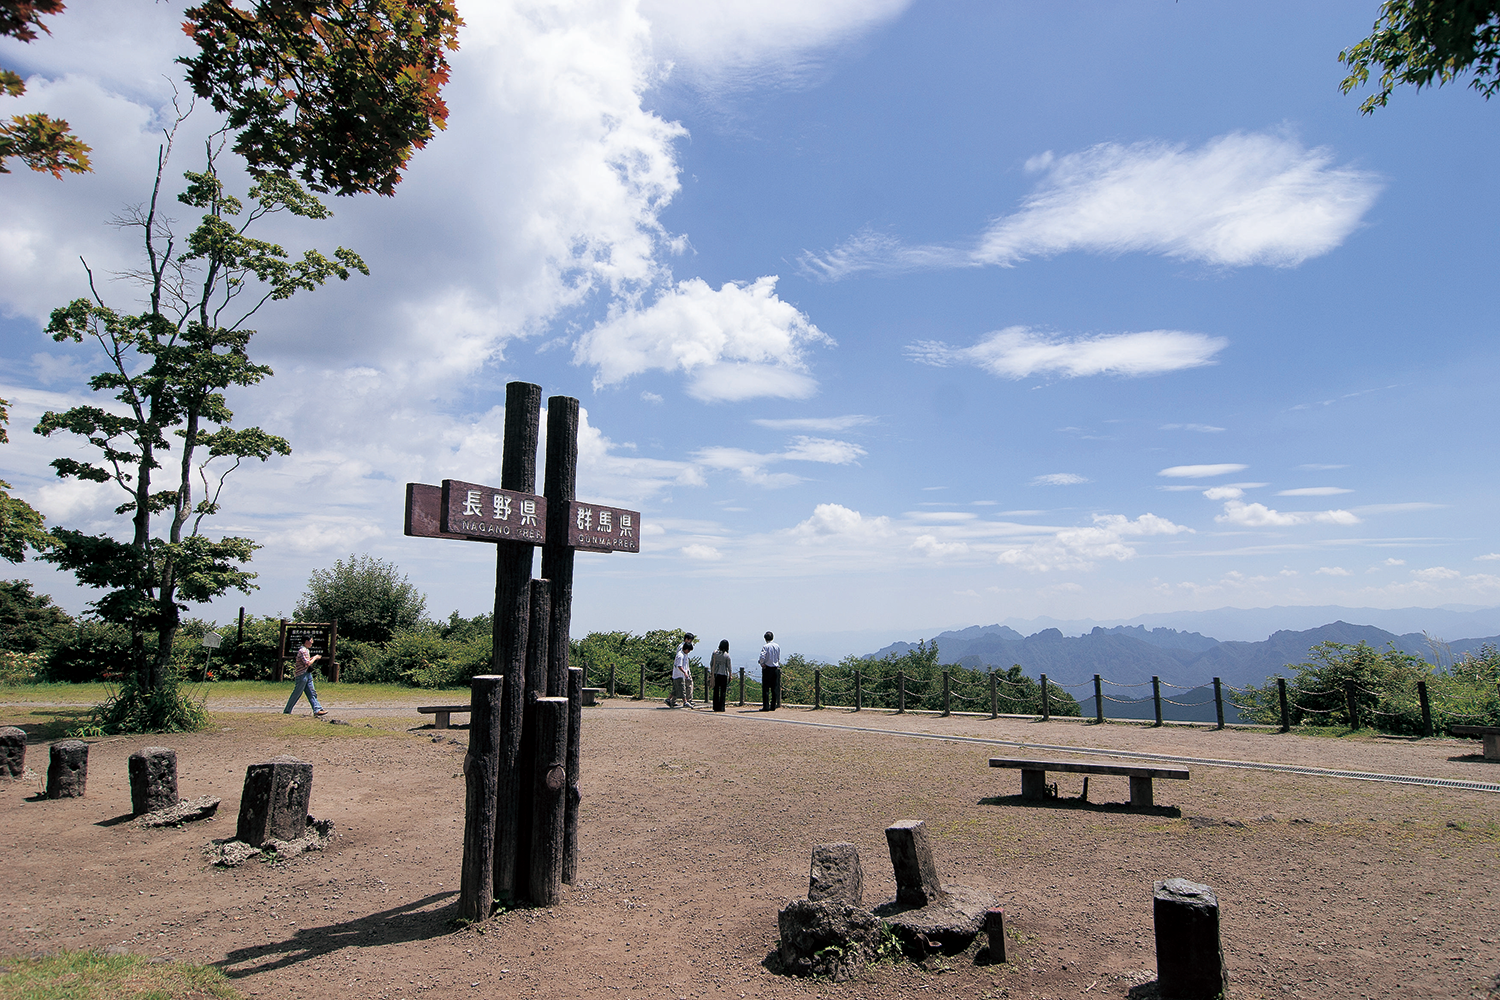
[2,1,1498,657]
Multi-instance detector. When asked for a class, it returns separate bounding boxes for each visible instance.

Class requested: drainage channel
[729,712,1500,795]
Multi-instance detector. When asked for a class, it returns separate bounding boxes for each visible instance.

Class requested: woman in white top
[667,640,695,708]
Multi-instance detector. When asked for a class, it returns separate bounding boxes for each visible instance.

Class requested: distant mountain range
[868,621,1500,691]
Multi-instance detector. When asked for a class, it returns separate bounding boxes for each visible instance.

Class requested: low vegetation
[0,949,242,1000]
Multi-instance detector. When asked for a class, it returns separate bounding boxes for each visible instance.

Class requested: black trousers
[762,666,781,711]
[712,673,729,712]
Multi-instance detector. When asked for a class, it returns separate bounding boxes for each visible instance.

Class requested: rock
[808,842,864,905]
[0,726,25,779]
[884,819,943,907]
[264,817,335,860]
[329,718,351,726]
[1153,878,1227,999]
[777,897,887,980]
[46,739,88,798]
[128,747,178,815]
[210,840,262,867]
[875,884,997,957]
[137,795,221,828]
[235,755,312,846]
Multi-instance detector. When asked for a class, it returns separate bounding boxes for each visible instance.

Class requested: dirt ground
[2,697,1497,1000]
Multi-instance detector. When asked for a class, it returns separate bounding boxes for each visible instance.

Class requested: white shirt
[673,649,690,680]
[758,641,780,669]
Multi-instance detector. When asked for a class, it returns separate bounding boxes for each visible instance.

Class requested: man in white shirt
[758,631,781,712]
[668,639,695,708]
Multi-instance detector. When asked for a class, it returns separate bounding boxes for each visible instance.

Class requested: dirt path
[2,701,1496,999]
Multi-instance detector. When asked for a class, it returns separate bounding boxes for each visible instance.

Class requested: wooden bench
[417,705,468,729]
[990,757,1189,807]
[1448,725,1500,760]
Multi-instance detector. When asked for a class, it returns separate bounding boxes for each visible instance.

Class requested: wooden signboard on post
[276,621,339,682]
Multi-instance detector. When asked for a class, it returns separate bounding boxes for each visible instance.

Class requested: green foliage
[180,0,464,197]
[1240,640,1444,733]
[0,649,44,684]
[570,628,690,697]
[0,578,73,653]
[0,2,93,178]
[77,668,211,736]
[1340,0,1500,112]
[45,618,134,683]
[0,399,55,564]
[0,946,243,999]
[295,554,429,644]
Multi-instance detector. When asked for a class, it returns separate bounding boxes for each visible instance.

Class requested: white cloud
[1476,554,1500,562]
[1351,502,1445,515]
[802,131,1382,278]
[1202,486,1244,500]
[1032,473,1089,486]
[908,327,1225,379]
[912,534,970,558]
[752,414,876,432]
[789,503,894,540]
[780,436,866,464]
[1159,463,1248,478]
[1214,501,1360,527]
[1315,566,1352,576]
[1161,423,1225,433]
[640,391,664,404]
[575,276,831,399]
[681,543,723,560]
[1413,566,1461,582]
[1299,463,1348,471]
[1276,487,1352,496]
[1385,558,1407,566]
[997,513,1192,572]
[692,434,864,488]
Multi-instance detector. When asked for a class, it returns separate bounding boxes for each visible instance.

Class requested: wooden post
[1094,674,1104,724]
[276,619,287,682]
[738,667,745,706]
[528,696,569,906]
[942,670,951,717]
[897,671,906,714]
[510,578,550,902]
[1277,677,1290,732]
[1040,673,1050,721]
[608,662,616,699]
[458,674,503,922]
[854,669,862,711]
[637,660,645,700]
[1213,677,1224,729]
[1344,679,1361,729]
[813,669,821,710]
[1418,679,1432,736]
[563,666,583,884]
[329,622,340,683]
[989,669,997,719]
[493,381,541,902]
[1152,676,1163,726]
[234,606,245,672]
[542,397,578,701]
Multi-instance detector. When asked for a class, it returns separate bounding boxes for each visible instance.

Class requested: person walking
[667,638,696,708]
[284,636,329,717]
[710,639,732,712]
[759,631,781,711]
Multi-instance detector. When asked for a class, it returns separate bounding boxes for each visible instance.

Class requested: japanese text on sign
[441,480,547,544]
[567,500,641,553]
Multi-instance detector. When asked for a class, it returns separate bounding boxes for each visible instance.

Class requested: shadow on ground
[978,793,1182,818]
[220,892,459,978]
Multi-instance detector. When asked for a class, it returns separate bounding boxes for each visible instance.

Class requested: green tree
[35,118,364,731]
[0,1,92,177]
[1340,1,1500,112]
[295,554,428,644]
[1243,640,1433,732]
[0,578,72,653]
[0,398,53,563]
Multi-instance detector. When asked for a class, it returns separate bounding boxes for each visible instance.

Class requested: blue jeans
[284,671,323,713]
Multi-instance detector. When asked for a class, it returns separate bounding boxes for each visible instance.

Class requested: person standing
[710,639,732,712]
[758,631,781,712]
[667,638,695,708]
[284,636,329,717]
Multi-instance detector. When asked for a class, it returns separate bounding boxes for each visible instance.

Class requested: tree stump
[0,726,25,779]
[563,665,583,885]
[236,755,312,846]
[1153,878,1227,999]
[808,842,863,905]
[46,740,88,798]
[128,747,178,815]
[459,675,504,922]
[885,819,943,906]
[528,696,569,906]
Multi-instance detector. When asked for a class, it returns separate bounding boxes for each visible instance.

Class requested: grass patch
[0,681,469,709]
[0,949,243,1000]
[0,707,96,740]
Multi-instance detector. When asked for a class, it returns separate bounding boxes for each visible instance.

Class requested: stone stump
[777,898,886,980]
[46,739,88,798]
[0,726,25,779]
[1153,878,1227,999]
[885,819,943,906]
[808,842,864,905]
[128,747,178,815]
[236,755,313,847]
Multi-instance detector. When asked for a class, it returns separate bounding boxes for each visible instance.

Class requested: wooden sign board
[280,622,335,659]
[440,479,547,544]
[405,483,471,542]
[568,500,641,553]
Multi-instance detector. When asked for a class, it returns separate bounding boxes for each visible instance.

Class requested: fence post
[1277,677,1290,732]
[1344,679,1361,729]
[1040,673,1050,721]
[854,669,862,711]
[942,671,951,717]
[898,671,906,714]
[1094,674,1104,724]
[608,663,616,698]
[1151,676,1163,727]
[738,667,745,707]
[1213,677,1224,730]
[990,670,998,719]
[1417,679,1432,737]
[637,660,645,701]
[814,669,822,710]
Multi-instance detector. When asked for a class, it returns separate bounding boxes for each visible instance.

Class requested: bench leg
[1129,775,1154,808]
[1020,769,1047,800]
[1484,734,1500,761]
[435,711,450,730]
